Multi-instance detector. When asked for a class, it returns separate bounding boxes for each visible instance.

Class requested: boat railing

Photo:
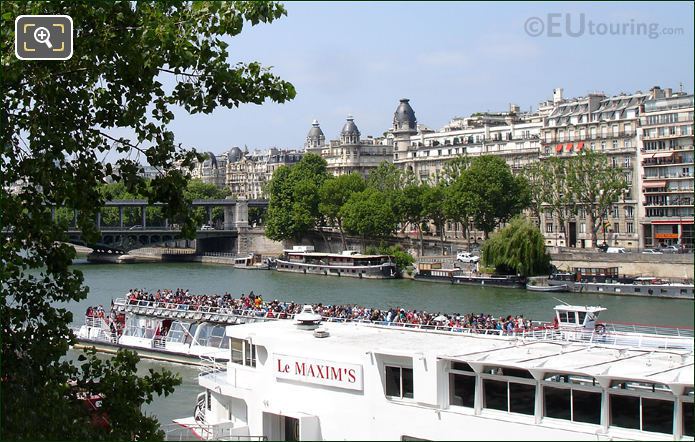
[112,298,296,322]
[162,423,267,441]
[198,355,226,377]
[606,322,694,338]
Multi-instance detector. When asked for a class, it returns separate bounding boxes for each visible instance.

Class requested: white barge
[175,305,694,440]
[74,297,281,365]
[275,246,397,279]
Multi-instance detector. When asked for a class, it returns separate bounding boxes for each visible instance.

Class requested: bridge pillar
[141,205,147,228]
[164,218,169,229]
[234,199,249,228]
[73,209,78,228]
[223,196,235,230]
[206,206,212,225]
[119,207,124,228]
[96,212,101,230]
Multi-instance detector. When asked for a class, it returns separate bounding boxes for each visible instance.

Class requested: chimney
[509,103,520,114]
[553,88,563,104]
[650,86,662,99]
[664,88,673,98]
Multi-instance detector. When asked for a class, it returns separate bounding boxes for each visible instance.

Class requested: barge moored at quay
[549,267,694,299]
[275,246,397,279]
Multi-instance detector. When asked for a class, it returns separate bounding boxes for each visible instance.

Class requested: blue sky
[164,1,694,155]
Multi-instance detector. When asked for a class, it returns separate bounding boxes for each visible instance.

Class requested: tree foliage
[340,187,398,251]
[265,154,329,241]
[365,244,414,276]
[481,216,551,277]
[318,173,366,250]
[449,155,530,238]
[1,1,294,439]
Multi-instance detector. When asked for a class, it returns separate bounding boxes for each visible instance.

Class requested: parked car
[660,245,679,253]
[200,224,215,231]
[456,251,480,263]
[128,225,142,230]
[641,249,663,255]
[606,247,627,254]
[596,243,609,252]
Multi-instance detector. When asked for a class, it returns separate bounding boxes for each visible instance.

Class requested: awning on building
[576,141,585,151]
[653,152,674,158]
[642,181,667,188]
[565,143,574,151]
[555,144,563,153]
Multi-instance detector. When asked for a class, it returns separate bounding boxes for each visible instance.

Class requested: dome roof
[226,147,243,163]
[393,98,417,130]
[340,115,360,137]
[202,151,218,168]
[307,119,325,139]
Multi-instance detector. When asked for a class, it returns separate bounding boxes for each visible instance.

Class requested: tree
[340,188,398,252]
[442,157,473,245]
[318,173,366,251]
[522,161,545,226]
[539,158,576,247]
[452,155,530,239]
[366,244,414,277]
[265,154,329,243]
[398,183,428,256]
[565,150,628,247]
[1,1,295,439]
[423,184,448,255]
[481,216,551,277]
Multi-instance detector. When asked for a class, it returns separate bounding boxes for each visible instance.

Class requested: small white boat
[526,283,570,292]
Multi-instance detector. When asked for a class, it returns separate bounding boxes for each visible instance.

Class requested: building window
[624,157,631,167]
[546,223,554,233]
[613,223,620,233]
[385,365,414,399]
[579,223,586,233]
[601,141,606,151]
[625,206,634,219]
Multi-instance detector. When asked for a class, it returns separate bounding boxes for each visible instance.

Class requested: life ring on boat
[595,324,606,335]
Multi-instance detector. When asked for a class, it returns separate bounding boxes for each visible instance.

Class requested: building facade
[539,88,646,248]
[639,92,694,249]
[305,117,393,178]
[391,99,542,183]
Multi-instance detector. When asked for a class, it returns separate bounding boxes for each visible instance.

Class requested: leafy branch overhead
[1,1,294,440]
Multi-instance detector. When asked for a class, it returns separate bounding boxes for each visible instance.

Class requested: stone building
[305,117,393,177]
[639,90,694,249]
[390,98,542,183]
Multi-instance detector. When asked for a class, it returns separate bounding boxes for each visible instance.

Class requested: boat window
[577,312,587,325]
[231,337,256,367]
[195,324,211,347]
[483,378,535,415]
[684,401,694,437]
[544,372,596,387]
[451,362,474,372]
[558,311,569,323]
[449,373,475,408]
[185,323,198,345]
[207,325,225,348]
[385,366,414,399]
[166,322,190,344]
[610,394,674,433]
[231,338,244,364]
[543,386,601,424]
[609,380,671,394]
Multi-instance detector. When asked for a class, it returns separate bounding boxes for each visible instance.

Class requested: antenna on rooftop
[680,82,684,93]
[553,297,570,306]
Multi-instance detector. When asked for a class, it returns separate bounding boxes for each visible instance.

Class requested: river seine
[66,261,694,428]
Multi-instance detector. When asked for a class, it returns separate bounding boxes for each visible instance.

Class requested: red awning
[566,143,574,151]
[651,220,694,225]
[642,181,667,188]
[555,144,563,153]
[576,141,585,151]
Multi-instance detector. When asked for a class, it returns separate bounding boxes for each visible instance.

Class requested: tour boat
[275,246,397,279]
[73,297,282,366]
[233,253,271,270]
[548,267,694,299]
[174,304,694,440]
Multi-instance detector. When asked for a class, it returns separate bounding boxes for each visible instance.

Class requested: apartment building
[640,91,694,249]
[305,117,393,177]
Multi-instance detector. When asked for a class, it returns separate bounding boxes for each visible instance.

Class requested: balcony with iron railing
[541,131,636,145]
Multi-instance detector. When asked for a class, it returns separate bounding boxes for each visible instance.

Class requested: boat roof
[553,305,607,313]
[282,251,391,259]
[227,320,693,389]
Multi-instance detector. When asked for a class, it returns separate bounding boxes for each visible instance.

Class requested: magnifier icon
[33,26,52,49]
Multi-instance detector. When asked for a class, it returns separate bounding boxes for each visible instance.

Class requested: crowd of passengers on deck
[123,288,535,333]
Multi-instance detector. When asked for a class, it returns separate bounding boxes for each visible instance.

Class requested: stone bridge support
[224,197,249,229]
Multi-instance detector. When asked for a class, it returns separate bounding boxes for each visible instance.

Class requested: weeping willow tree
[481,216,551,277]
